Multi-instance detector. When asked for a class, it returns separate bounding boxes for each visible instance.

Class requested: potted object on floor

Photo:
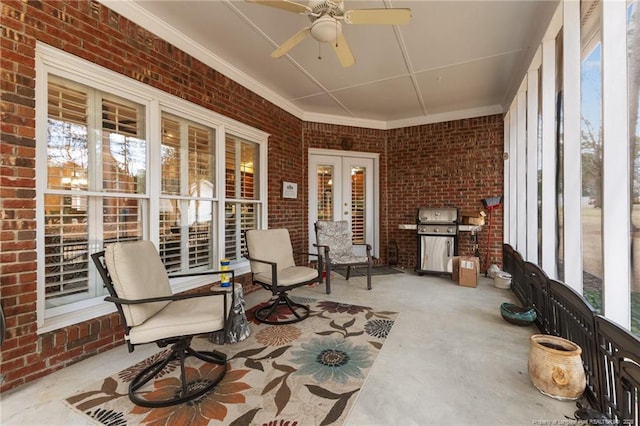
[500,302,536,326]
[528,334,586,400]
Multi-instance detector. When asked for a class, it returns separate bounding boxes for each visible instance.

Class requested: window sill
[39,263,251,334]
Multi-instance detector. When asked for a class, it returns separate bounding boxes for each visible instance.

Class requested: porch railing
[503,244,640,423]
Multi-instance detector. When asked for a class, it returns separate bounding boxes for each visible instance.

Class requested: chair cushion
[128,295,226,345]
[316,220,354,258]
[246,229,296,275]
[328,254,369,265]
[254,266,319,287]
[105,241,172,326]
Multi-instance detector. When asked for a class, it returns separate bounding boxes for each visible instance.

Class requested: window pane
[47,81,88,191]
[225,135,258,200]
[44,194,89,307]
[103,198,144,243]
[188,200,213,268]
[581,2,603,313]
[537,65,543,265]
[629,0,640,336]
[102,98,146,194]
[159,198,181,272]
[240,141,257,200]
[161,116,181,195]
[556,29,565,281]
[224,202,258,261]
[189,124,215,196]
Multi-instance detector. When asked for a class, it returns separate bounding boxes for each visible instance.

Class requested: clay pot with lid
[528,334,586,400]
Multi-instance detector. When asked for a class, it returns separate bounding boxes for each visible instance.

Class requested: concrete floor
[1,270,579,425]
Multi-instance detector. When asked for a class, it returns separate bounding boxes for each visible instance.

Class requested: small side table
[210,282,251,344]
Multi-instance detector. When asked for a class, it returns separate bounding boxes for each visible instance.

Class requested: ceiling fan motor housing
[307,0,344,21]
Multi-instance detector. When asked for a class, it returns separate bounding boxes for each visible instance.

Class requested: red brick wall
[0,0,305,393]
[386,117,504,270]
[0,0,504,393]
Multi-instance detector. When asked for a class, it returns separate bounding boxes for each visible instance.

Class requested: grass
[584,288,640,336]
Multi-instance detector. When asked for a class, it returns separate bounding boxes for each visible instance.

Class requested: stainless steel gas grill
[416,207,458,275]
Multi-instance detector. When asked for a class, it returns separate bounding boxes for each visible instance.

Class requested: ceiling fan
[247,0,412,67]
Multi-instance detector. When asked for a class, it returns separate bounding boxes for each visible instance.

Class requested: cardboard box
[452,256,479,287]
[460,210,486,226]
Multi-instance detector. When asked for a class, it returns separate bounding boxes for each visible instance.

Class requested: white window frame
[35,43,268,333]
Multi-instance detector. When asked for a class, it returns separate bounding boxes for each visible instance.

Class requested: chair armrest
[313,244,330,254]
[169,269,235,280]
[105,289,229,305]
[245,255,279,292]
[353,243,373,256]
[293,251,321,259]
[352,243,372,250]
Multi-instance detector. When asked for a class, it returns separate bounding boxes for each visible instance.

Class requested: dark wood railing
[503,244,640,423]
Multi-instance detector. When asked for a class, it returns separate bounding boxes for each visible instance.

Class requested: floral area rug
[65,298,398,426]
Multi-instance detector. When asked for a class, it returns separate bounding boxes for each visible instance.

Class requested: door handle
[447,240,451,257]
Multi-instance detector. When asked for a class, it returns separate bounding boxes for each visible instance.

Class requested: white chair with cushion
[91,240,232,408]
[314,220,373,294]
[245,228,323,324]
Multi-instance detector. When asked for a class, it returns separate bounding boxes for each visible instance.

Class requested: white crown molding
[385,105,505,129]
[98,0,505,131]
[98,0,305,120]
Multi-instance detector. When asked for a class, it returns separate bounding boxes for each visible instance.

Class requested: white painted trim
[526,63,540,265]
[562,0,583,292]
[509,101,518,246]
[503,111,511,245]
[601,0,631,328]
[516,89,528,256]
[541,37,558,280]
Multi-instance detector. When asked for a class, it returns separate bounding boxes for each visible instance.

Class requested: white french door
[308,149,378,257]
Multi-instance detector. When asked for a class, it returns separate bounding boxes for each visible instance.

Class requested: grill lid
[417,207,458,224]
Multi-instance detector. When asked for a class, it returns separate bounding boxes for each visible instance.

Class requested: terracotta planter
[528,334,586,400]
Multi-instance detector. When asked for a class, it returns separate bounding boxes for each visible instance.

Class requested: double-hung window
[36,44,268,332]
[44,76,147,311]
[159,114,217,272]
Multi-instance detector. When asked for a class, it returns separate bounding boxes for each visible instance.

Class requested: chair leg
[325,262,332,294]
[366,262,372,290]
[129,337,227,408]
[255,292,310,325]
[346,265,351,280]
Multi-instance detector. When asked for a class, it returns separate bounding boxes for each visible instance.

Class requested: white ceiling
[101,0,558,129]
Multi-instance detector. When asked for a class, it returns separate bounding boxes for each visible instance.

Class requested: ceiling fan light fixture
[310,16,341,42]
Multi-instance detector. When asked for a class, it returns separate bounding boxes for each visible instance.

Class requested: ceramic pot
[500,302,536,326]
[528,334,586,400]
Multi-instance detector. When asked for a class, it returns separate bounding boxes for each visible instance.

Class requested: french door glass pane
[351,166,365,244]
[317,165,334,221]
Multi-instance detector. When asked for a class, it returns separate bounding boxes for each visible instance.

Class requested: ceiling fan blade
[271,28,311,58]
[332,33,355,68]
[246,0,310,14]
[343,9,412,25]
